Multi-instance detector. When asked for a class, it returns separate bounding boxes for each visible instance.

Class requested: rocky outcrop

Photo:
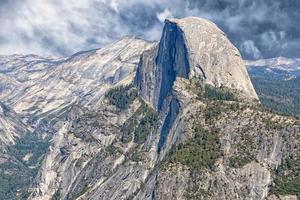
[1,17,299,200]
[135,19,190,110]
[132,75,300,200]
[0,102,30,145]
[28,17,300,200]
[0,37,154,126]
[0,37,154,200]
[136,17,258,111]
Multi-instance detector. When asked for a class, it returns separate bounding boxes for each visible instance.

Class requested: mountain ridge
[247,57,300,80]
[136,17,258,112]
[0,17,299,200]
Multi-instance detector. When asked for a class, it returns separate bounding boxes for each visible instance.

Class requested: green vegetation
[106,143,121,156]
[121,119,135,143]
[229,155,254,168]
[127,145,144,162]
[204,101,243,123]
[0,133,50,200]
[166,127,221,171]
[228,156,252,169]
[262,116,285,130]
[271,156,300,197]
[106,84,138,109]
[186,76,205,97]
[204,84,236,101]
[273,177,300,196]
[186,185,211,200]
[251,76,300,117]
[228,132,257,168]
[204,104,222,123]
[134,104,158,144]
[8,133,50,166]
[186,77,237,102]
[0,162,31,200]
[121,101,158,144]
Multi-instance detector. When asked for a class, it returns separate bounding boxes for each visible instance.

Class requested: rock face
[0,17,299,200]
[0,37,154,200]
[136,17,258,110]
[0,37,153,124]
[0,102,30,145]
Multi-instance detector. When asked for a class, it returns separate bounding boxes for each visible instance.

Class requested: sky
[0,0,299,60]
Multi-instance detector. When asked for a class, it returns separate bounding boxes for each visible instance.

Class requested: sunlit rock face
[136,17,258,111]
[0,37,154,125]
[1,17,299,200]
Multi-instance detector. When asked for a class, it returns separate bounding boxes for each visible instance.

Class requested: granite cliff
[136,17,258,111]
[0,17,299,200]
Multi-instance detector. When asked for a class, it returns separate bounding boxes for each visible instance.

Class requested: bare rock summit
[136,17,258,110]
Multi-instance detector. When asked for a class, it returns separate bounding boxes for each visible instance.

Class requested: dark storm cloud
[0,0,299,59]
[182,0,300,59]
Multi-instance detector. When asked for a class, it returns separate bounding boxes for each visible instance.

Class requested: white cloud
[109,0,119,13]
[260,31,281,50]
[240,40,262,59]
[0,0,132,56]
[157,9,173,22]
[0,0,295,59]
[1,0,173,56]
[0,0,238,57]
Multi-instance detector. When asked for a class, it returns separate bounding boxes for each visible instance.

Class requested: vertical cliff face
[131,18,299,200]
[3,17,297,200]
[136,17,258,111]
[136,20,190,111]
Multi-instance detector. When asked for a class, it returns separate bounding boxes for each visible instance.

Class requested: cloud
[240,40,262,60]
[157,9,173,22]
[0,0,299,59]
[0,0,124,56]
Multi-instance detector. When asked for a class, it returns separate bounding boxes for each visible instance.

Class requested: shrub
[271,156,300,196]
[204,104,221,123]
[8,133,50,166]
[228,133,257,168]
[106,84,138,109]
[0,134,50,199]
[204,84,236,101]
[120,101,158,144]
[106,144,120,156]
[167,128,221,171]
[134,103,158,144]
[273,177,300,196]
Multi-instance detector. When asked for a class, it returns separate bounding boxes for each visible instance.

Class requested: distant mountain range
[247,57,300,80]
[247,57,300,116]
